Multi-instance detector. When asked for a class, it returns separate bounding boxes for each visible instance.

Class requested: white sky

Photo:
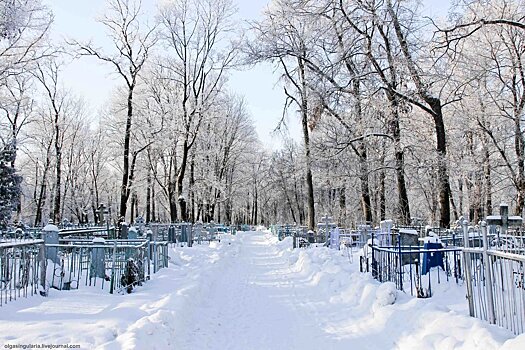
[43,0,450,150]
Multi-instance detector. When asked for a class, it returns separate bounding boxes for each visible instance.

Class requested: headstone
[307,230,315,243]
[180,224,188,243]
[128,226,138,240]
[330,227,340,249]
[168,225,176,243]
[395,228,420,265]
[91,237,106,279]
[135,216,145,235]
[380,220,394,246]
[121,223,129,239]
[318,215,336,243]
[97,204,108,225]
[146,229,154,241]
[193,223,202,244]
[43,221,59,264]
[421,242,444,274]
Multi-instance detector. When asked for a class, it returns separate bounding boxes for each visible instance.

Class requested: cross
[320,214,334,240]
[486,203,522,236]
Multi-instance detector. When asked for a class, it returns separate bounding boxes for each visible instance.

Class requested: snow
[1,231,524,349]
[43,223,59,232]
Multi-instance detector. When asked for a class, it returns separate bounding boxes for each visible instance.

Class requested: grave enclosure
[0,219,235,307]
[3,208,525,336]
[273,204,525,336]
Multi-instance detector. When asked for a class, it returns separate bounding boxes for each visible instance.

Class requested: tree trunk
[431,100,451,227]
[253,186,258,225]
[35,141,53,226]
[358,148,373,223]
[387,93,411,224]
[176,139,189,221]
[151,180,156,222]
[53,111,62,224]
[190,157,195,222]
[130,192,136,224]
[484,142,492,216]
[169,181,177,222]
[146,168,151,223]
[379,166,386,222]
[298,57,315,230]
[119,86,134,220]
[515,116,525,216]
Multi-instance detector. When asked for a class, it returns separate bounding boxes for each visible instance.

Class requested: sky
[43,0,450,150]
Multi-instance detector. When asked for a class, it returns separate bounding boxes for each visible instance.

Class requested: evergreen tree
[0,140,22,229]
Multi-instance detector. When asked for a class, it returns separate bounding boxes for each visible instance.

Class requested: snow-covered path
[172,232,330,349]
[1,231,525,349]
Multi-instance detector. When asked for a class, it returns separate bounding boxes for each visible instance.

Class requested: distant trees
[5,0,525,229]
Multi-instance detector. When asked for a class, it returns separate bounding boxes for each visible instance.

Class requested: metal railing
[0,240,44,306]
[1,236,171,305]
[44,239,150,294]
[463,218,525,335]
[362,244,463,298]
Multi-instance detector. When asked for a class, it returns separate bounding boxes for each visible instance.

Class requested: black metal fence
[361,244,463,298]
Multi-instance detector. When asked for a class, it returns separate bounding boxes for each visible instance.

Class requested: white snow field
[1,231,525,349]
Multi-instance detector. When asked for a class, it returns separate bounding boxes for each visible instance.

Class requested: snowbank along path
[1,231,524,349]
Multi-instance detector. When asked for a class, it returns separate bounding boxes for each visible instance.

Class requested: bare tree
[69,0,156,220]
[0,0,53,79]
[157,0,237,221]
[246,0,322,229]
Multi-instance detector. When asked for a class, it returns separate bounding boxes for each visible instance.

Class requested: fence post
[163,244,168,268]
[38,243,46,294]
[481,221,496,324]
[187,224,193,247]
[462,218,475,317]
[153,241,158,273]
[371,229,377,279]
[398,233,403,292]
[109,241,117,294]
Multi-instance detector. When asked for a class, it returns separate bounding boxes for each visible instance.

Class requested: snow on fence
[44,239,155,294]
[0,239,45,306]
[462,204,525,335]
[0,235,170,306]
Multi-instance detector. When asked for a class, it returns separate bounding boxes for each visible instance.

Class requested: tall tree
[158,0,237,221]
[70,0,156,220]
[246,0,321,229]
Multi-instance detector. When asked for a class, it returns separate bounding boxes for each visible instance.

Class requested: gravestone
[193,223,202,244]
[380,220,394,246]
[43,221,59,264]
[128,226,138,240]
[120,223,129,239]
[180,223,192,247]
[135,216,145,235]
[330,227,340,250]
[91,237,106,279]
[393,228,419,265]
[318,215,336,243]
[168,225,176,243]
